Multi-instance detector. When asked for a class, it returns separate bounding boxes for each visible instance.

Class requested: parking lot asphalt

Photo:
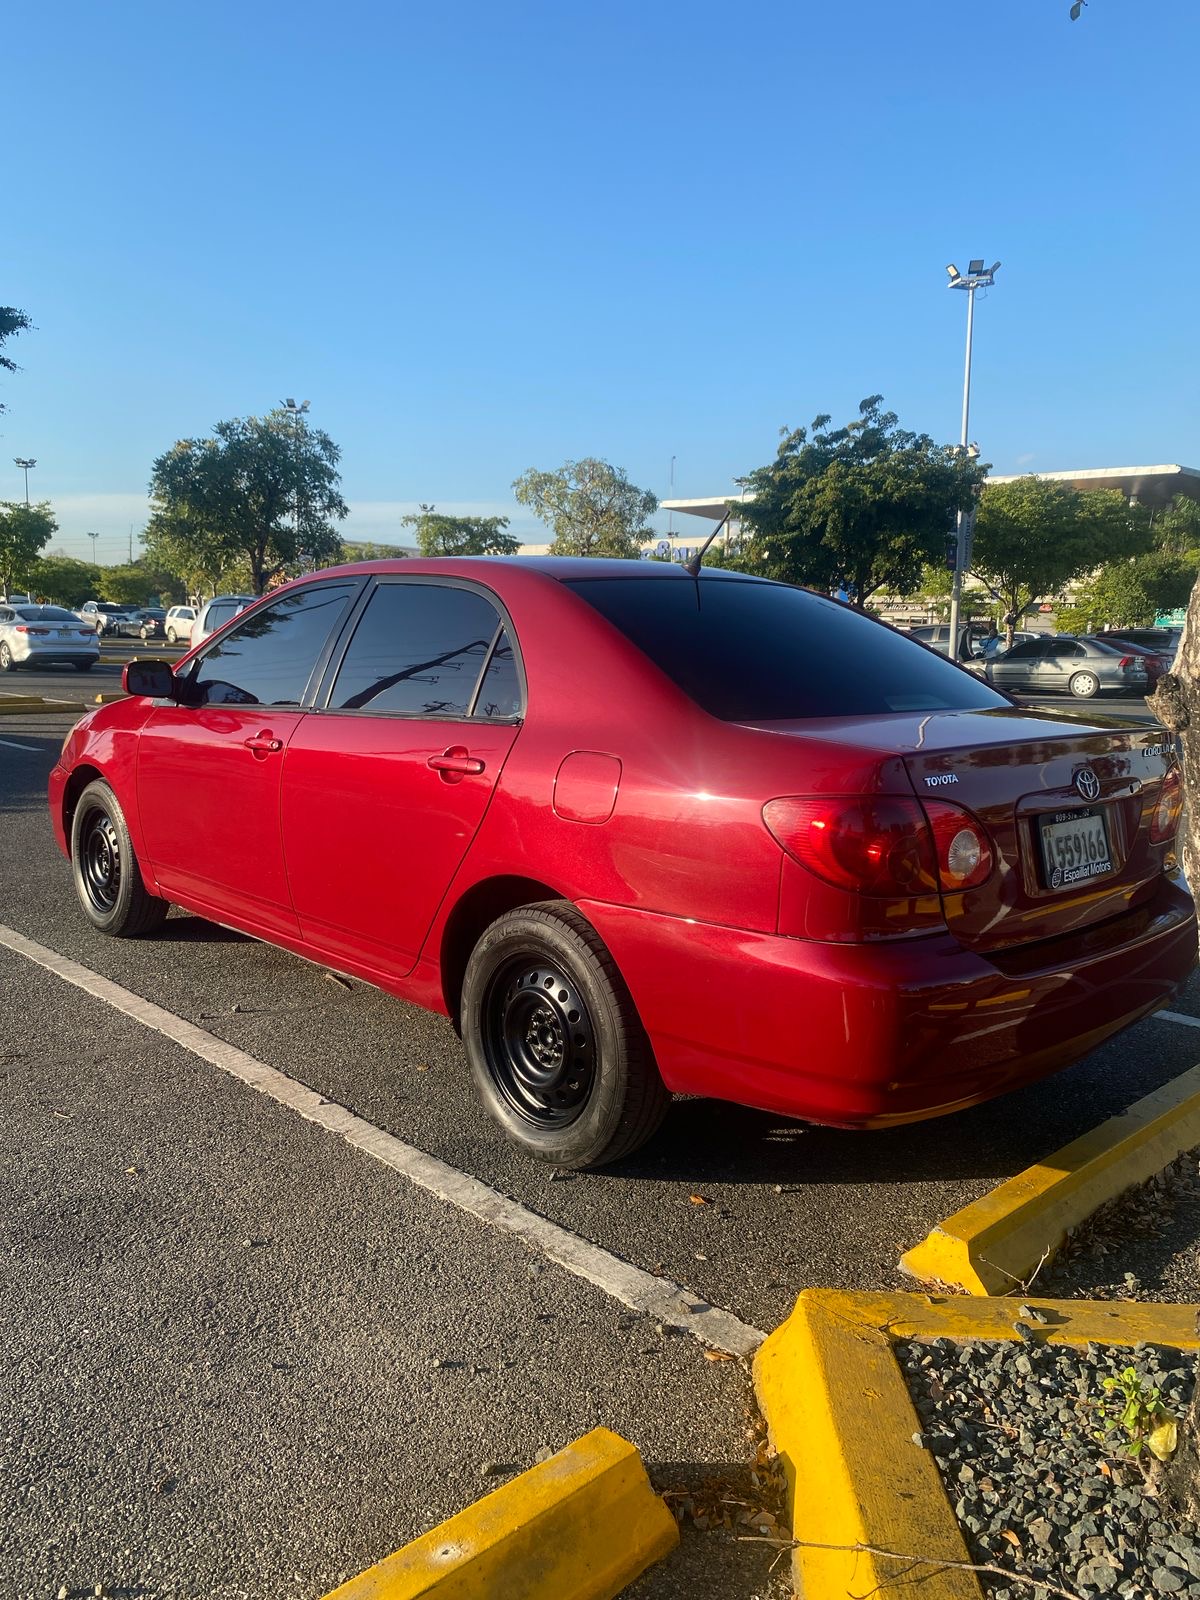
[2,701,1197,1596]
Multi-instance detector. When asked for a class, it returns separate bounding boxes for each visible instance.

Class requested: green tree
[735,397,983,606]
[970,478,1148,634]
[25,555,101,608]
[0,307,32,411]
[512,459,657,558]
[401,503,520,557]
[342,539,411,561]
[97,560,186,608]
[148,408,349,596]
[1060,553,1197,632]
[1151,496,1200,559]
[0,501,57,595]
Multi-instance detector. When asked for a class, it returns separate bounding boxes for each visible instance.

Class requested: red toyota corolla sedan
[48,558,1195,1167]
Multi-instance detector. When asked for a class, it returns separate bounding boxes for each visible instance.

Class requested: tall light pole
[87,530,100,567]
[281,398,310,569]
[13,458,36,505]
[945,260,1000,651]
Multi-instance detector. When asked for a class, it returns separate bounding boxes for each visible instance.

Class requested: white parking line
[1155,1009,1200,1030]
[0,737,39,752]
[0,921,765,1358]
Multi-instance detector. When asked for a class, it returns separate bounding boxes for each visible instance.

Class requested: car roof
[290,555,768,588]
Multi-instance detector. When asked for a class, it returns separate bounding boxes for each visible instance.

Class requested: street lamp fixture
[13,457,36,505]
[280,398,312,568]
[944,258,1001,650]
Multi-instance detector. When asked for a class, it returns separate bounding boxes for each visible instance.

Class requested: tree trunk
[1146,580,1200,1518]
[1146,575,1200,890]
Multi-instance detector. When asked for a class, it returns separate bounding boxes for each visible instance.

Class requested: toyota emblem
[1075,768,1101,801]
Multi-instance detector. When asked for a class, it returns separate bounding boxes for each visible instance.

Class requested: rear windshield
[565,576,1009,721]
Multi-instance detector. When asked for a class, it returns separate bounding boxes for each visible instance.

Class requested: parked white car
[77,600,137,635]
[164,605,197,645]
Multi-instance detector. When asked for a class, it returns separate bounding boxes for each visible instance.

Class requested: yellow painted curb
[320,1427,678,1600]
[899,1063,1200,1295]
[754,1288,1200,1600]
[0,700,79,716]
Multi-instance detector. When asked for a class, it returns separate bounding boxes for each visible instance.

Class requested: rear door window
[565,575,1007,720]
[326,582,519,718]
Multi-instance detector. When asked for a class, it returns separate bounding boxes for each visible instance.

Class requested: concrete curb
[753,1288,1200,1600]
[0,695,79,716]
[898,1063,1200,1295]
[320,1427,678,1600]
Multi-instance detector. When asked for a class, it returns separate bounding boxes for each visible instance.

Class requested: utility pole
[945,261,1000,653]
[13,458,36,505]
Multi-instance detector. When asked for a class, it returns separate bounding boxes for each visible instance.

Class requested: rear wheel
[461,901,669,1168]
[73,660,93,673]
[1069,671,1099,699]
[0,643,17,672]
[166,627,177,643]
[70,779,168,937]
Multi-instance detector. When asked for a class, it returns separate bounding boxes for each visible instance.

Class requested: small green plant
[1093,1367,1178,1464]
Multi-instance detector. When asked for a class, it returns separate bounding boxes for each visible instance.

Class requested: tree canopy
[1059,552,1197,632]
[512,459,657,558]
[24,555,101,609]
[401,504,520,558]
[0,501,57,595]
[0,307,32,411]
[969,477,1150,624]
[734,396,984,605]
[96,559,187,608]
[147,408,348,595]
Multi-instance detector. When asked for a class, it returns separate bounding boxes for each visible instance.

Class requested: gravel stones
[897,1335,1200,1598]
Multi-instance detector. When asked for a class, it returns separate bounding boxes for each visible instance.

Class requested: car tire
[0,643,17,672]
[1069,671,1100,699]
[73,660,94,672]
[166,628,177,644]
[70,779,168,937]
[460,901,669,1169]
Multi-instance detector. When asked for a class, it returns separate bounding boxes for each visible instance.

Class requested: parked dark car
[984,634,1150,699]
[1082,636,1169,688]
[136,609,168,641]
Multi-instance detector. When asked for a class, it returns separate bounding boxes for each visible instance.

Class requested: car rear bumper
[580,873,1197,1128]
[13,646,99,665]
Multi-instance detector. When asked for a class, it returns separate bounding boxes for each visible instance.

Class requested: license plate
[1038,807,1112,889]
[56,629,69,637]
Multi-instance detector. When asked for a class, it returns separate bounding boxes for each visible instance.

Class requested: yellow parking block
[321,1427,678,1600]
[899,1061,1200,1295]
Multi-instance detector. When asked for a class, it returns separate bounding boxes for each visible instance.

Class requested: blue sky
[4,0,1197,562]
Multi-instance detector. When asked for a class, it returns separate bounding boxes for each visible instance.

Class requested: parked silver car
[984,634,1149,698]
[0,604,100,672]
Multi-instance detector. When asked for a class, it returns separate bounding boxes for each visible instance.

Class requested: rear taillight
[14,626,48,636]
[1151,767,1183,845]
[763,796,938,896]
[764,794,994,897]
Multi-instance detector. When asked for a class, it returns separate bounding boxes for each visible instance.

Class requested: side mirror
[123,659,176,699]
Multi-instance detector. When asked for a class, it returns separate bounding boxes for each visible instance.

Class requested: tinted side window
[205,602,237,631]
[190,585,356,706]
[1005,640,1044,659]
[475,629,521,718]
[328,583,506,717]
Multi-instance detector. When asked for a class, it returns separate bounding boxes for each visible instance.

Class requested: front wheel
[70,779,168,936]
[0,643,17,672]
[1069,671,1099,699]
[460,902,669,1169]
[166,628,177,644]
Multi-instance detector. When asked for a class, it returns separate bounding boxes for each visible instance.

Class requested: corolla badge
[1074,768,1101,801]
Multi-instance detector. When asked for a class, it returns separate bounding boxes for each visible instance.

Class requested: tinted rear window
[565,577,1008,720]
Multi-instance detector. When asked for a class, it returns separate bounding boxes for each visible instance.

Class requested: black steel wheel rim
[80,808,121,913]
[482,956,596,1128]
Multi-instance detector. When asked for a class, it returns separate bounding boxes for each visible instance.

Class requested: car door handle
[427,749,486,776]
[243,733,283,754]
